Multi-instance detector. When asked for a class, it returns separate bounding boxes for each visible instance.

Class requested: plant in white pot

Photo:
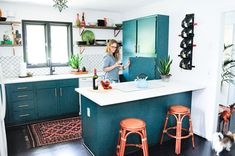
[158,56,173,82]
[69,54,83,72]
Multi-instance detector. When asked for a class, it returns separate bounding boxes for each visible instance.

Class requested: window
[22,20,73,67]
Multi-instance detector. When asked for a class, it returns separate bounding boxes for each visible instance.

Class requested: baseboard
[82,142,95,156]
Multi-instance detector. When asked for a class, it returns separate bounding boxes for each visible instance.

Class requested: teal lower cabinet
[58,86,79,115]
[5,78,79,126]
[81,91,192,156]
[35,81,58,119]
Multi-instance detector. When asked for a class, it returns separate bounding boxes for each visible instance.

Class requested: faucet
[48,58,55,75]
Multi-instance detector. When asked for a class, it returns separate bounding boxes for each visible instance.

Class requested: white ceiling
[1,0,157,12]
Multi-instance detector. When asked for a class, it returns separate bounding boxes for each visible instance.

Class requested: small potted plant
[69,54,83,72]
[158,56,173,82]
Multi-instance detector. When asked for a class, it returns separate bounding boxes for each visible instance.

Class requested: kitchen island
[75,80,205,156]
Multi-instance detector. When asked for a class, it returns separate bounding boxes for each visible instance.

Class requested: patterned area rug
[26,116,82,147]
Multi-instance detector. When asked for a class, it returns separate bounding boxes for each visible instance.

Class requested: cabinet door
[137,17,156,57]
[122,20,137,81]
[35,81,58,119]
[123,20,137,57]
[58,86,79,115]
[58,79,79,115]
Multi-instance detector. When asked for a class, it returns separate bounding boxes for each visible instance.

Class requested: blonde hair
[105,39,120,61]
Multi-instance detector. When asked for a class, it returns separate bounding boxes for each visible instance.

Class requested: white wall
[0,2,122,76]
[121,0,235,140]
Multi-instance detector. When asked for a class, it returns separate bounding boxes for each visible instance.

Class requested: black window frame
[22,20,73,68]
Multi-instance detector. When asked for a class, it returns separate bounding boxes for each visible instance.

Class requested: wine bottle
[180,38,195,48]
[180,27,194,38]
[93,68,98,90]
[76,13,81,28]
[81,12,86,27]
[178,48,192,59]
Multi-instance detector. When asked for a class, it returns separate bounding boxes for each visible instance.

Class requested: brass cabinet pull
[17,87,28,90]
[18,105,29,108]
[17,95,28,98]
[19,114,30,117]
[60,88,62,96]
[55,88,57,96]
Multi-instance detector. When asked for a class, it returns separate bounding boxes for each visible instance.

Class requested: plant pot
[71,68,79,72]
[160,74,171,82]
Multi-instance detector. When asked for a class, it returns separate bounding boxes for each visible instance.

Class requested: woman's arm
[103,62,122,72]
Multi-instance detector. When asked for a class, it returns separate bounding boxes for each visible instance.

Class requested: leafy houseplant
[69,54,83,72]
[221,44,235,86]
[158,56,173,82]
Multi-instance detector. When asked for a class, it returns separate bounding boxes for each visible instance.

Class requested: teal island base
[81,91,192,156]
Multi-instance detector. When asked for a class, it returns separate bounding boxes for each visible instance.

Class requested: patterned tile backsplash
[0,54,105,78]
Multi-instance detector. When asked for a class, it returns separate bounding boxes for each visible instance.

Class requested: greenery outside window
[22,20,73,67]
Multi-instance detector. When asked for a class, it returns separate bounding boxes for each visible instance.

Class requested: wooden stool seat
[120,118,146,130]
[116,118,148,156]
[169,105,189,114]
[160,105,195,155]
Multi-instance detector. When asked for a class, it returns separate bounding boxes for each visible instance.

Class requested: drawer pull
[60,88,63,96]
[17,95,28,98]
[55,88,57,97]
[18,105,29,108]
[19,114,30,117]
[17,87,28,90]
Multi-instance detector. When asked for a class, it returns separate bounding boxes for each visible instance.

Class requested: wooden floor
[6,126,235,156]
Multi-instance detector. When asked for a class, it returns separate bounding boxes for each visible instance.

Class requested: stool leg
[119,129,127,156]
[141,129,149,156]
[116,129,122,156]
[175,114,182,155]
[160,112,169,144]
[189,115,195,148]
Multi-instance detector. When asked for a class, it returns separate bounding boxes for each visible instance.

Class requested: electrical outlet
[87,107,90,117]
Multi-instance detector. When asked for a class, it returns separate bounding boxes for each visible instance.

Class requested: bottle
[0,9,2,17]
[93,68,98,90]
[76,13,81,28]
[81,12,86,27]
[180,27,194,38]
[178,48,192,59]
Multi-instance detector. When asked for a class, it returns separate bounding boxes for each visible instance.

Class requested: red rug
[27,116,82,147]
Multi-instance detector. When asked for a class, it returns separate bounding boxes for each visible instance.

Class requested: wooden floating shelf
[73,25,122,30]
[0,44,22,47]
[0,21,21,25]
[76,45,106,47]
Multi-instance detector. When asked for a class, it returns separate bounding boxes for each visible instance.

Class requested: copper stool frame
[160,110,195,155]
[116,122,148,156]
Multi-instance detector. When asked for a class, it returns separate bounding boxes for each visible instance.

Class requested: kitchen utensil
[135,73,148,88]
[95,39,106,45]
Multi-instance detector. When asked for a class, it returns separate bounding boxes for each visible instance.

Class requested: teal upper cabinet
[122,15,169,80]
[123,20,137,55]
[137,17,156,57]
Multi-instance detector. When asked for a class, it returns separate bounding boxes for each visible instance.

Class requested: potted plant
[69,54,83,72]
[158,56,173,82]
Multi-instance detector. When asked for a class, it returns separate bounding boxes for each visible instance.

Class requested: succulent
[158,56,173,76]
[69,54,83,69]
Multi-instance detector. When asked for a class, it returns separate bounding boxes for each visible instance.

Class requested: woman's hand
[122,60,131,70]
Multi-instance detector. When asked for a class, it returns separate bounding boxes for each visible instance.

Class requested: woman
[103,39,130,83]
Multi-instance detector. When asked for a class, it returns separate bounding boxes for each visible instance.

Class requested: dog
[212,131,235,155]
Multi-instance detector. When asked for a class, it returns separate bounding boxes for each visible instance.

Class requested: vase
[160,75,171,82]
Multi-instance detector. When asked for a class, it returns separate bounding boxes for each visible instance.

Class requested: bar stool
[160,105,195,155]
[116,118,149,156]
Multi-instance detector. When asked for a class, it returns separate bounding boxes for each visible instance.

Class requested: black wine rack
[178,14,196,70]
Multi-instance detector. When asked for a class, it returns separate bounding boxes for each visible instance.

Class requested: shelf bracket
[114,29,121,37]
[79,46,85,54]
[79,27,85,36]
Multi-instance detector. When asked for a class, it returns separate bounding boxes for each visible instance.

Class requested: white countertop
[4,72,105,84]
[75,80,206,106]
